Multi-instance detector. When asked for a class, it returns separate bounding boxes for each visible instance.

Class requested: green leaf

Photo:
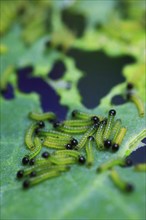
[0,25,26,89]
[1,2,145,219]
[1,92,145,219]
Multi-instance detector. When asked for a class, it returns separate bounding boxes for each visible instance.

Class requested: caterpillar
[23,170,61,189]
[17,163,69,180]
[71,110,102,122]
[126,83,144,117]
[29,111,56,121]
[134,164,146,172]
[53,150,81,159]
[103,109,116,142]
[44,136,72,145]
[95,120,107,150]
[63,119,94,127]
[127,93,144,117]
[76,123,99,150]
[24,123,39,150]
[112,127,127,152]
[85,136,94,167]
[29,165,70,178]
[71,110,91,120]
[55,123,91,134]
[38,130,72,139]
[49,156,77,165]
[43,139,67,149]
[17,161,51,178]
[109,119,122,144]
[96,158,131,173]
[22,137,42,165]
[109,169,134,193]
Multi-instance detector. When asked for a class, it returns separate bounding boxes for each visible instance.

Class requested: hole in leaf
[142,138,146,144]
[111,95,126,105]
[17,66,68,120]
[1,84,14,100]
[48,60,66,80]
[68,49,135,108]
[128,146,146,165]
[61,9,86,38]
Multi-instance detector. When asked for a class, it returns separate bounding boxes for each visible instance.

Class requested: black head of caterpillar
[127,82,134,90]
[70,138,78,146]
[91,116,99,124]
[37,121,45,128]
[78,155,86,164]
[104,140,112,149]
[53,121,61,128]
[66,143,73,150]
[22,156,29,165]
[42,151,50,159]
[109,109,116,116]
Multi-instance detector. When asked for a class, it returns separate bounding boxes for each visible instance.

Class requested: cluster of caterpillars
[16,83,145,191]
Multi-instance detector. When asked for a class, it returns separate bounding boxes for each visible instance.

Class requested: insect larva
[109,169,134,193]
[71,110,91,120]
[43,140,67,149]
[24,123,38,150]
[85,136,94,167]
[95,120,107,150]
[134,164,146,172]
[51,154,86,165]
[38,130,72,139]
[23,170,60,189]
[103,109,116,142]
[22,137,42,164]
[127,93,144,117]
[71,110,101,122]
[50,156,77,165]
[76,123,99,150]
[32,158,52,166]
[96,158,128,173]
[54,150,81,159]
[37,165,70,175]
[63,119,93,127]
[29,164,70,178]
[55,123,91,134]
[109,119,122,144]
[44,136,72,145]
[28,111,56,121]
[112,127,127,152]
[17,160,53,178]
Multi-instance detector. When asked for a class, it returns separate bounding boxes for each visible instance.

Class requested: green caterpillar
[29,111,56,121]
